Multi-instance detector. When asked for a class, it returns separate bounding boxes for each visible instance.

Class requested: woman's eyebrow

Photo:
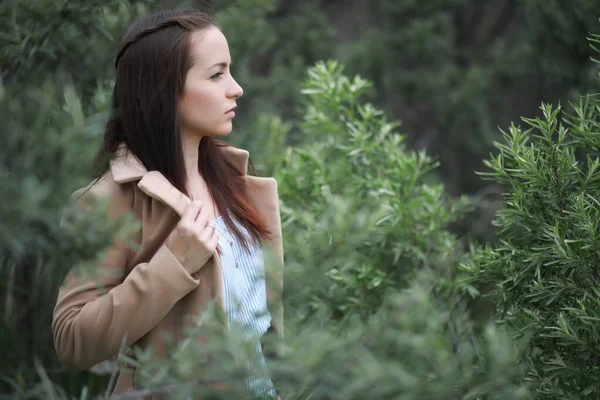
[207,61,230,69]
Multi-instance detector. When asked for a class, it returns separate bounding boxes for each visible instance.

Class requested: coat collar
[109,143,250,184]
[108,143,250,217]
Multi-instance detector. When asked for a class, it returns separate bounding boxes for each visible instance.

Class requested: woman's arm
[52,180,200,370]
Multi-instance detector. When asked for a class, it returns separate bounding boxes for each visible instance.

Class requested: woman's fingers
[194,203,210,230]
[182,200,202,223]
[207,228,219,251]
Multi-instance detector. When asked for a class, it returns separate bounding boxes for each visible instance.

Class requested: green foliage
[0,83,128,394]
[0,0,150,99]
[0,0,151,394]
[462,92,600,397]
[276,61,470,321]
[269,279,529,400]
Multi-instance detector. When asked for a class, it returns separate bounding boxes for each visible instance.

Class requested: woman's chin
[191,122,233,138]
[213,124,234,137]
[212,129,232,138]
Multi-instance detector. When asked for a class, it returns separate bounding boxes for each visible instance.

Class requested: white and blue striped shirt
[213,214,276,398]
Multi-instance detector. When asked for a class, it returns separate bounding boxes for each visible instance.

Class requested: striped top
[213,214,276,398]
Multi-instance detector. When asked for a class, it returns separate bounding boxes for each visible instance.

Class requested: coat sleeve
[52,180,200,371]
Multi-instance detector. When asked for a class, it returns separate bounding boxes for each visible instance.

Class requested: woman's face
[178,26,243,138]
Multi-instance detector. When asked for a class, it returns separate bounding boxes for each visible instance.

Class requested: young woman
[52,9,284,399]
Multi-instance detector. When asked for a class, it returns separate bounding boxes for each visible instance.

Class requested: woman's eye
[210,72,224,80]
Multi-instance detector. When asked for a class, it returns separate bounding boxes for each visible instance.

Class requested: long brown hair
[94,9,269,250]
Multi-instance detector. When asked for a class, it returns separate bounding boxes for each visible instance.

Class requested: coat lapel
[245,175,284,337]
[137,171,191,217]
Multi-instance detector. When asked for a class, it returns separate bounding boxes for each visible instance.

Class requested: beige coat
[52,145,284,396]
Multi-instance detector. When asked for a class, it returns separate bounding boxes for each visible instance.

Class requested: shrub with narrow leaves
[462,33,600,399]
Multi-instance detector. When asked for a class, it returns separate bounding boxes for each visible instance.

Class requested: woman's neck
[181,133,202,181]
[180,134,217,217]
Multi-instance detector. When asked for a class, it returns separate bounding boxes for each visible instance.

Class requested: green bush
[276,61,470,322]
[0,83,122,396]
[0,0,152,394]
[461,33,600,399]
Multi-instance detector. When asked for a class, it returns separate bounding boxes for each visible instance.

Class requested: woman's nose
[228,78,243,98]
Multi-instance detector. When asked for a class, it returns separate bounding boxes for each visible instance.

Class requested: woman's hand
[165,200,218,275]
